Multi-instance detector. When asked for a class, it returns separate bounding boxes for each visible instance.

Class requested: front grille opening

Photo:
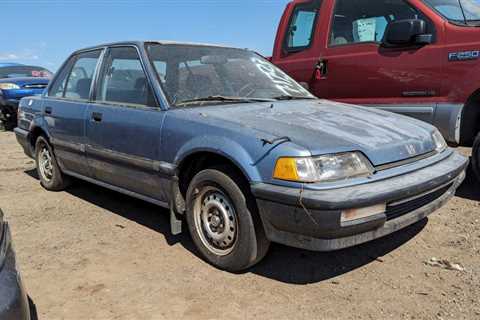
[386,183,453,221]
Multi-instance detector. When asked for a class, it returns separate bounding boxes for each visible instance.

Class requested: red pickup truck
[271,0,480,177]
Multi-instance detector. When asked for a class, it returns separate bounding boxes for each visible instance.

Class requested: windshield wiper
[175,95,274,106]
[273,95,316,101]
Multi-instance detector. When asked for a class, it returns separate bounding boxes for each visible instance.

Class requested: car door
[85,46,168,202]
[315,0,443,124]
[43,49,103,177]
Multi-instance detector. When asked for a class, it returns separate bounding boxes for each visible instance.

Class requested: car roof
[0,62,24,68]
[72,40,246,55]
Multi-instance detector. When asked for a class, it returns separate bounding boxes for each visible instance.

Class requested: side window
[330,0,430,46]
[64,50,102,100]
[285,1,321,51]
[96,47,156,107]
[48,58,74,98]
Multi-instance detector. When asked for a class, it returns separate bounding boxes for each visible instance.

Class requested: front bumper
[251,151,468,251]
[0,224,30,320]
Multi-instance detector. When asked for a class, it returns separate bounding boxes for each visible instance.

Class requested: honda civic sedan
[14,41,468,271]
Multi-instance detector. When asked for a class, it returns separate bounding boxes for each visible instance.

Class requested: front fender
[174,135,262,182]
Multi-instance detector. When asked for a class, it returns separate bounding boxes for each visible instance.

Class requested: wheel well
[461,90,480,146]
[177,152,251,199]
[29,127,47,151]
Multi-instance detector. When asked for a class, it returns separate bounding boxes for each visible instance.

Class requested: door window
[96,47,156,107]
[49,58,74,98]
[63,50,102,100]
[284,1,321,51]
[330,0,430,46]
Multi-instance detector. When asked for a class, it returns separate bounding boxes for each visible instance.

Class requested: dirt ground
[0,131,479,320]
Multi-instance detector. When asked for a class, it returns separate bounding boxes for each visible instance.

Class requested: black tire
[35,136,70,191]
[185,167,270,272]
[472,133,480,182]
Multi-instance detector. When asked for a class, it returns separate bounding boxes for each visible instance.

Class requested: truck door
[315,0,443,124]
[86,46,168,203]
[272,0,327,86]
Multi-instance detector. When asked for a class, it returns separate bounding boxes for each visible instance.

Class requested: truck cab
[271,0,480,152]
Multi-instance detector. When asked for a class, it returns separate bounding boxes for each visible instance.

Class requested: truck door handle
[314,59,328,80]
[92,112,103,122]
[44,107,52,115]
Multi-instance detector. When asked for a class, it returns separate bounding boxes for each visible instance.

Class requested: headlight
[432,129,447,153]
[0,83,20,90]
[273,152,374,183]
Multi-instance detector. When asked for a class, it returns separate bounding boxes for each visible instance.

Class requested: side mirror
[383,19,432,47]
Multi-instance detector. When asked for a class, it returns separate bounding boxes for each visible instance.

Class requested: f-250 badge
[449,51,480,61]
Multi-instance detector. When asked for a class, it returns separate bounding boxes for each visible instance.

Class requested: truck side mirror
[383,19,432,47]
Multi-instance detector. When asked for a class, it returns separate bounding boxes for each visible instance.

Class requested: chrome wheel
[193,186,238,256]
[38,146,53,182]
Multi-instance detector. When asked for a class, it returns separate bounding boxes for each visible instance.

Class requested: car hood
[195,99,437,166]
[0,77,50,87]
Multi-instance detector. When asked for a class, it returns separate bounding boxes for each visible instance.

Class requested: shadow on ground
[455,157,480,201]
[25,169,427,285]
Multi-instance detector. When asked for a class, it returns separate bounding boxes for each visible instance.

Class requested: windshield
[0,66,53,79]
[423,0,480,25]
[146,44,315,106]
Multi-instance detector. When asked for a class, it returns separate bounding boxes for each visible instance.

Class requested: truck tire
[35,136,71,191]
[472,133,480,182]
[185,167,270,272]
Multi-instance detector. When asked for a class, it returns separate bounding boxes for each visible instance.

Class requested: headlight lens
[0,83,20,90]
[273,152,374,183]
[432,129,447,153]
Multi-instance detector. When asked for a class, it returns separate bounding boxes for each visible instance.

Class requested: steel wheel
[38,146,54,182]
[193,186,238,256]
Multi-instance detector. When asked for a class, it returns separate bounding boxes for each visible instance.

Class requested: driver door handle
[44,107,52,115]
[92,112,103,122]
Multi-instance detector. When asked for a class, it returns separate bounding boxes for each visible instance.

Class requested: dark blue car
[0,64,51,130]
[14,41,468,271]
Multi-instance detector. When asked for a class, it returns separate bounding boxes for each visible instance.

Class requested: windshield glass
[423,0,480,25]
[146,44,315,106]
[0,66,53,79]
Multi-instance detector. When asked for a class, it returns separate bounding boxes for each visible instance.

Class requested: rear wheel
[185,167,270,271]
[472,133,480,182]
[35,136,70,191]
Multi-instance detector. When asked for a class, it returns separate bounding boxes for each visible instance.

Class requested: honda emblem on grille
[406,144,417,156]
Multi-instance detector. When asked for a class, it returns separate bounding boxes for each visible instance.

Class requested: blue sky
[1,0,290,72]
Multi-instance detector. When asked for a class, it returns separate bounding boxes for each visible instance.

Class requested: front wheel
[35,136,70,191]
[186,168,270,271]
[472,133,480,182]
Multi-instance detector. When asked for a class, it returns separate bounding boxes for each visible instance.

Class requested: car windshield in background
[146,44,315,107]
[423,0,480,25]
[0,66,53,79]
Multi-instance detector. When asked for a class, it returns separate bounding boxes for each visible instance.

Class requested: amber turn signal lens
[273,158,299,181]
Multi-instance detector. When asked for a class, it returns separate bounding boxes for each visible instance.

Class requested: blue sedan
[0,64,51,130]
[14,41,468,271]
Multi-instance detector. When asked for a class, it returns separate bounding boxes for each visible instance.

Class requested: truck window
[330,0,429,46]
[284,1,321,51]
[96,47,156,107]
[423,0,480,25]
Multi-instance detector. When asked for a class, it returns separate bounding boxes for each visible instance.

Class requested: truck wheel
[185,167,270,272]
[35,136,70,191]
[472,133,480,182]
